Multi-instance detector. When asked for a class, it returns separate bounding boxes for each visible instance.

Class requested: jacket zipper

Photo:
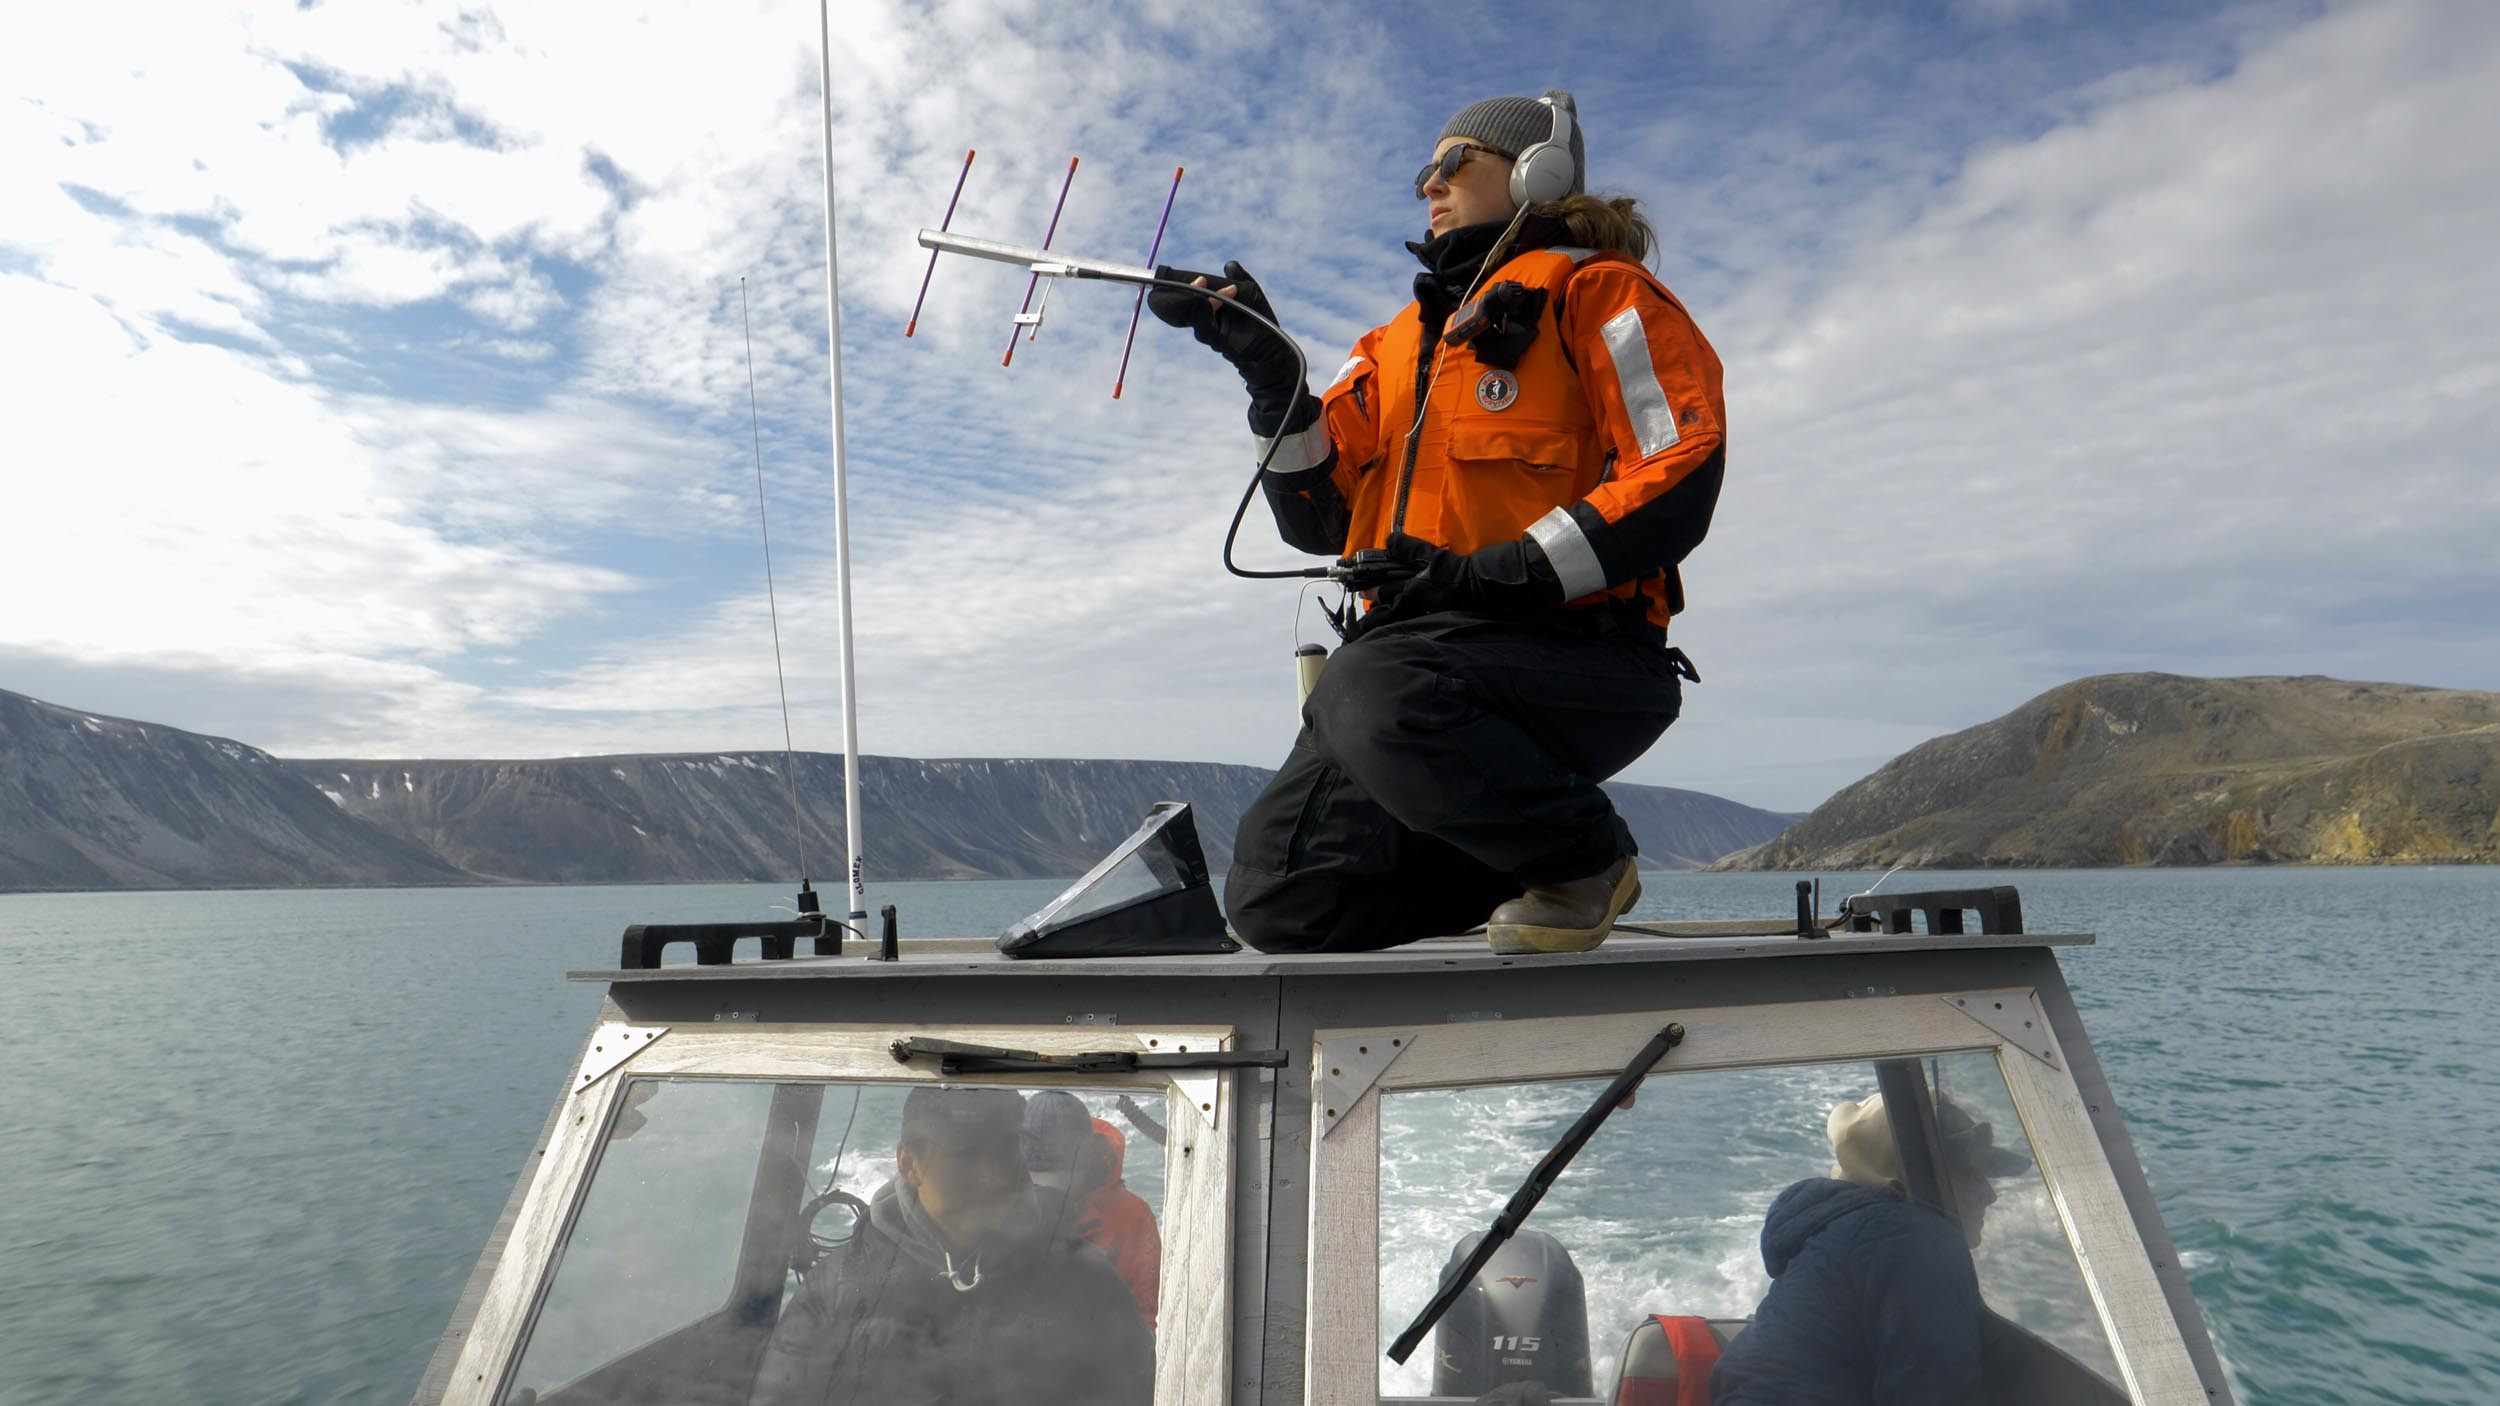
[1387,308,1441,538]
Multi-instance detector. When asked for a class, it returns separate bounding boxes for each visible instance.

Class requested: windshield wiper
[890,1036,1288,1076]
[1386,1022,1685,1365]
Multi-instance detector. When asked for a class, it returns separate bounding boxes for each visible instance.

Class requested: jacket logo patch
[1474,369,1519,411]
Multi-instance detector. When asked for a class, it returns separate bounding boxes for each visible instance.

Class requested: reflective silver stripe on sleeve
[1549,245,1599,264]
[1254,420,1332,475]
[1529,506,1609,599]
[1326,354,1368,390]
[1600,306,1681,457]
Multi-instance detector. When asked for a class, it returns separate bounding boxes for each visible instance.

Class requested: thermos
[1294,643,1327,711]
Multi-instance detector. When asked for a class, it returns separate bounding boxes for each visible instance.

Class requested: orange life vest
[1309,245,1726,635]
[1078,1118,1163,1328]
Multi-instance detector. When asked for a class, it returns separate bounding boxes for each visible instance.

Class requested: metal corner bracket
[1164,1035,1229,1134]
[1318,1032,1416,1137]
[1943,991,2058,1066]
[574,1023,668,1090]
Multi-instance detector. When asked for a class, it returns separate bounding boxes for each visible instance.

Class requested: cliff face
[0,690,466,891]
[278,753,1280,884]
[1713,674,2500,870]
[0,687,1796,891]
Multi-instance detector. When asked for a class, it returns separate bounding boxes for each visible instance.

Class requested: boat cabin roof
[572,919,2089,985]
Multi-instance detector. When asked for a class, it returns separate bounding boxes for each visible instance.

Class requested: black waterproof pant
[1225,609,1684,954]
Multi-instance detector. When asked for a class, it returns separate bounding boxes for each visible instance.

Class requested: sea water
[1,868,2495,1405]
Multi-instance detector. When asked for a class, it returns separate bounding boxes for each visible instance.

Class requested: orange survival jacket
[1079,1118,1162,1328]
[1257,245,1725,635]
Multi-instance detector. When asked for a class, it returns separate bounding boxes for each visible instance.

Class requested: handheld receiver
[1327,549,1418,589]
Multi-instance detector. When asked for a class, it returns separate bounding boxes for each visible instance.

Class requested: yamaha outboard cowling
[1430,1228,1592,1398]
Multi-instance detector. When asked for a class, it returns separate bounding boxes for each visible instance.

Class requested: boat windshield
[1378,1051,2124,1404]
[501,1078,1167,1406]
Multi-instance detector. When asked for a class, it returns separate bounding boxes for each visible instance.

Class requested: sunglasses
[1414,142,1502,200]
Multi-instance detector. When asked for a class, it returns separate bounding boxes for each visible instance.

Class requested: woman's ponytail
[1533,194,1655,264]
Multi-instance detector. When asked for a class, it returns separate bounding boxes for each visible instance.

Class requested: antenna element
[1002,156,1081,366]
[1113,166,1185,399]
[904,150,976,338]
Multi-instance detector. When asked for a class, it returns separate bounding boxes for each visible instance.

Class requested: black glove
[1369,531,1565,619]
[1148,260,1302,404]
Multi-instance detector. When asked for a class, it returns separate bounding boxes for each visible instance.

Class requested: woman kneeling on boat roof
[1152,89,1725,955]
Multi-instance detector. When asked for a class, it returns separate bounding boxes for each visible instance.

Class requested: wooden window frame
[441,1021,1240,1406]
[1302,992,2207,1406]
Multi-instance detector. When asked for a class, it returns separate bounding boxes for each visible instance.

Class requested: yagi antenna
[910,156,1187,397]
[916,182,1352,587]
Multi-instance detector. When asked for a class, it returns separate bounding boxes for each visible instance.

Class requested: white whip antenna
[815,0,867,928]
[739,276,810,889]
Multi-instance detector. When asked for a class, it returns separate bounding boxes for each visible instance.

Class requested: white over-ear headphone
[1507,90,1580,209]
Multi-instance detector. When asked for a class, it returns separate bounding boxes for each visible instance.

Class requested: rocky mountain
[0,689,467,891]
[280,752,1279,885]
[0,687,1796,891]
[1714,673,2500,870]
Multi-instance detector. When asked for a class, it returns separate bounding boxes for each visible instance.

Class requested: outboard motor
[1430,1228,1592,1398]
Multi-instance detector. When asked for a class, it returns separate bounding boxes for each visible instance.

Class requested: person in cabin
[1150,89,1723,956]
[750,1086,1152,1406]
[1707,1091,2031,1406]
[1024,1090,1164,1327]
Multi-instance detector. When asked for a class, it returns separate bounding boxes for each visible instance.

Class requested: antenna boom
[916,229,1154,284]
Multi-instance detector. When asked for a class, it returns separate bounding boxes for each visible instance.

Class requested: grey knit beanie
[1439,93,1585,197]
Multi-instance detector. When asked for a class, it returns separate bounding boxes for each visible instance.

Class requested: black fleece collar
[1407,213,1572,319]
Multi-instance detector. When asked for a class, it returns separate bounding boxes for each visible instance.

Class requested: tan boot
[1485,857,1642,954]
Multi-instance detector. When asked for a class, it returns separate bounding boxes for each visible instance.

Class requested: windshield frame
[439,1019,1243,1406]
[1301,989,2205,1406]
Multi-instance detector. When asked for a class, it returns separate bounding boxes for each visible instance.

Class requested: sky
[4,0,2495,813]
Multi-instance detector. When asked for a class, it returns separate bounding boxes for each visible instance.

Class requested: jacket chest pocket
[1427,418,1598,548]
[1445,419,1592,481]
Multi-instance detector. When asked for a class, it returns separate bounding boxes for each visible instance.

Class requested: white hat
[1827,1091,2031,1188]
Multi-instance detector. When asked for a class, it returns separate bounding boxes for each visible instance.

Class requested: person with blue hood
[750,1086,1152,1406]
[1708,1091,2032,1406]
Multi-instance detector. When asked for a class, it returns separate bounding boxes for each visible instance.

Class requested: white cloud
[275,230,499,307]
[460,268,563,331]
[468,336,557,363]
[8,3,613,314]
[0,275,637,665]
[0,643,494,763]
[336,392,739,534]
[1954,0,2071,23]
